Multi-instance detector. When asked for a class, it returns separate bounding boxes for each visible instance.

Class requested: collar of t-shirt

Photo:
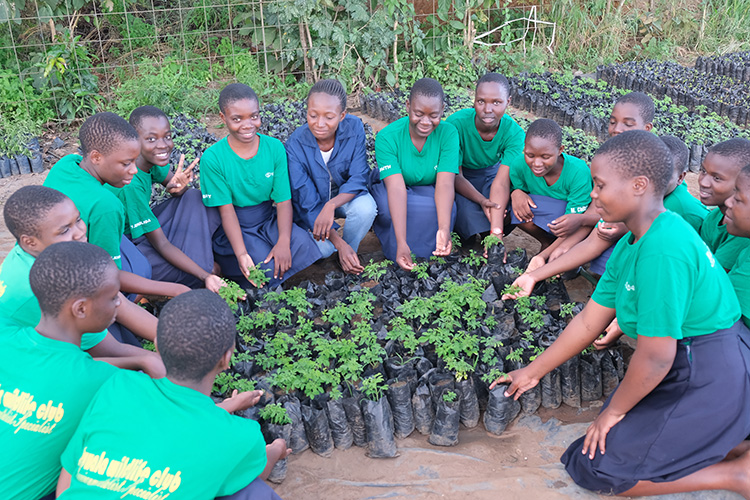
[320,147,334,165]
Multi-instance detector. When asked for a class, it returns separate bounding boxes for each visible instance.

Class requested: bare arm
[488,164,511,234]
[434,171,456,256]
[114,294,158,341]
[144,228,222,293]
[218,204,254,280]
[383,174,413,270]
[265,200,293,280]
[56,468,72,496]
[312,193,357,241]
[118,270,190,297]
[86,332,165,377]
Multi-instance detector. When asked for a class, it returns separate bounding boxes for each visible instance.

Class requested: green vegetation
[259,403,293,425]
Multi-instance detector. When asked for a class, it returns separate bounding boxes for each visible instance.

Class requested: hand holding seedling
[337,242,364,274]
[221,389,264,413]
[489,366,540,399]
[502,275,536,299]
[237,253,258,284]
[433,228,452,257]
[313,202,336,241]
[594,318,624,350]
[582,407,625,459]
[166,154,199,195]
[265,243,292,280]
[511,189,536,222]
[395,243,415,270]
[204,274,226,294]
[548,214,584,238]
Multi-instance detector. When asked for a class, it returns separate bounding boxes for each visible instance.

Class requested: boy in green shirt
[508,118,592,251]
[44,112,190,301]
[724,164,750,328]
[57,290,289,499]
[445,73,525,240]
[698,137,750,270]
[106,106,223,292]
[0,241,124,500]
[0,185,163,371]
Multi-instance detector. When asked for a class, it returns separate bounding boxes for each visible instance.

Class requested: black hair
[219,83,259,114]
[708,138,750,170]
[614,91,655,124]
[129,105,169,131]
[308,79,347,112]
[595,130,673,196]
[157,290,236,382]
[409,78,444,104]
[741,163,750,179]
[29,242,116,317]
[526,118,563,149]
[79,112,139,157]
[4,186,70,240]
[660,135,689,175]
[476,72,510,96]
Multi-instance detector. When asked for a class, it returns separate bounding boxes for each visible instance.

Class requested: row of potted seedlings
[213,238,628,478]
[695,52,750,82]
[596,60,750,126]
[0,137,44,178]
[509,71,750,171]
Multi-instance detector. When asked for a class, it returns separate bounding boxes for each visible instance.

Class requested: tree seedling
[412,260,430,279]
[443,390,458,403]
[363,259,392,281]
[482,233,503,249]
[481,368,506,386]
[460,249,487,267]
[506,347,524,363]
[218,278,245,312]
[451,231,462,249]
[560,302,576,319]
[259,403,292,425]
[246,264,271,287]
[361,373,388,401]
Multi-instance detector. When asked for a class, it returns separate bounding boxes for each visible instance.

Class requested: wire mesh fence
[0,0,555,126]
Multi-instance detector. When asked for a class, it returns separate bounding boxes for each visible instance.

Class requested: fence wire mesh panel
[1,0,554,127]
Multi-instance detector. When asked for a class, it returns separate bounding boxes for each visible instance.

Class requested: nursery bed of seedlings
[695,52,750,81]
[596,60,750,126]
[510,72,750,171]
[0,136,44,178]
[214,239,627,478]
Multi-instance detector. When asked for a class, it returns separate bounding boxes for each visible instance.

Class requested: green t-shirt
[663,183,709,233]
[700,207,750,271]
[0,327,117,500]
[508,153,592,215]
[592,211,740,340]
[445,109,525,170]
[375,117,460,186]
[60,371,267,499]
[728,246,750,329]
[200,135,291,208]
[44,155,125,269]
[0,245,106,350]
[105,164,169,239]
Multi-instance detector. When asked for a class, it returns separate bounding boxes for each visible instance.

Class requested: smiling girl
[371,78,459,270]
[200,83,320,288]
[286,80,376,274]
[493,130,750,498]
[724,164,750,329]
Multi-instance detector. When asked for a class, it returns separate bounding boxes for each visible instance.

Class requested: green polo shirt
[445,108,525,170]
[200,135,291,208]
[508,152,592,215]
[729,246,750,329]
[0,245,106,350]
[60,370,267,499]
[375,117,459,186]
[44,155,125,268]
[105,164,169,239]
[0,327,117,500]
[592,211,740,340]
[663,183,709,233]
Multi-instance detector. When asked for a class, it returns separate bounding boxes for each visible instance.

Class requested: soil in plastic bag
[387,378,415,439]
[412,379,435,435]
[340,392,367,448]
[541,368,562,409]
[324,394,354,450]
[428,371,455,407]
[600,350,620,397]
[279,395,309,455]
[429,390,460,446]
[455,377,480,428]
[361,396,399,458]
[483,385,521,435]
[518,383,541,414]
[559,355,581,408]
[261,421,292,483]
[580,352,603,401]
[301,400,334,458]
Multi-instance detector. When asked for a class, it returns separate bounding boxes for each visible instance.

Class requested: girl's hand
[396,243,414,270]
[204,274,225,294]
[502,274,537,300]
[595,318,624,350]
[166,154,198,195]
[548,214,583,238]
[489,367,540,399]
[337,242,364,274]
[237,253,256,282]
[265,243,292,280]
[596,222,627,242]
[433,228,452,257]
[481,198,502,223]
[313,203,336,241]
[511,190,536,222]
[582,407,626,459]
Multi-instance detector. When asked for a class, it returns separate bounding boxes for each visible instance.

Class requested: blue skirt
[216,477,283,500]
[509,194,568,233]
[134,189,221,288]
[213,201,321,289]
[371,181,457,261]
[589,242,615,275]
[562,321,750,495]
[454,165,498,239]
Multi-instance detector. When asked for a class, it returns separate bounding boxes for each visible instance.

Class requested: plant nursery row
[694,51,750,81]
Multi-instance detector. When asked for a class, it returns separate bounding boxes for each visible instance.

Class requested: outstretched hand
[166,154,198,195]
[489,367,540,399]
[502,274,537,300]
[433,228,452,257]
[396,244,415,271]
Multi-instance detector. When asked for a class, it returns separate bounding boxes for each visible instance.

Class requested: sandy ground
[0,113,732,500]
